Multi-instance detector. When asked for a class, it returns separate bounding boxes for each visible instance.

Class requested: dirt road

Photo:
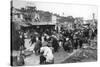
[24,47,79,65]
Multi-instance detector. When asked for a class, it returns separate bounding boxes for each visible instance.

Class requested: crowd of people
[11,23,97,66]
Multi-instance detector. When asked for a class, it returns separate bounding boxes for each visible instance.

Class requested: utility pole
[92,13,95,26]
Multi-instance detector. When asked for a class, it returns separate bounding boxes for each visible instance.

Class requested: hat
[66,38,69,41]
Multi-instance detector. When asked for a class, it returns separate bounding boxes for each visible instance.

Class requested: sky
[12,0,98,20]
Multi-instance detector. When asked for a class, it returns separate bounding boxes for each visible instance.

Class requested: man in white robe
[40,46,54,64]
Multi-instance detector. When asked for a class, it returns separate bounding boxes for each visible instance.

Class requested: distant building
[33,12,40,22]
[52,15,57,23]
[12,8,24,21]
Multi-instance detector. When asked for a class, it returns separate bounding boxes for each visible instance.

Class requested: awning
[13,18,56,27]
[30,22,56,25]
